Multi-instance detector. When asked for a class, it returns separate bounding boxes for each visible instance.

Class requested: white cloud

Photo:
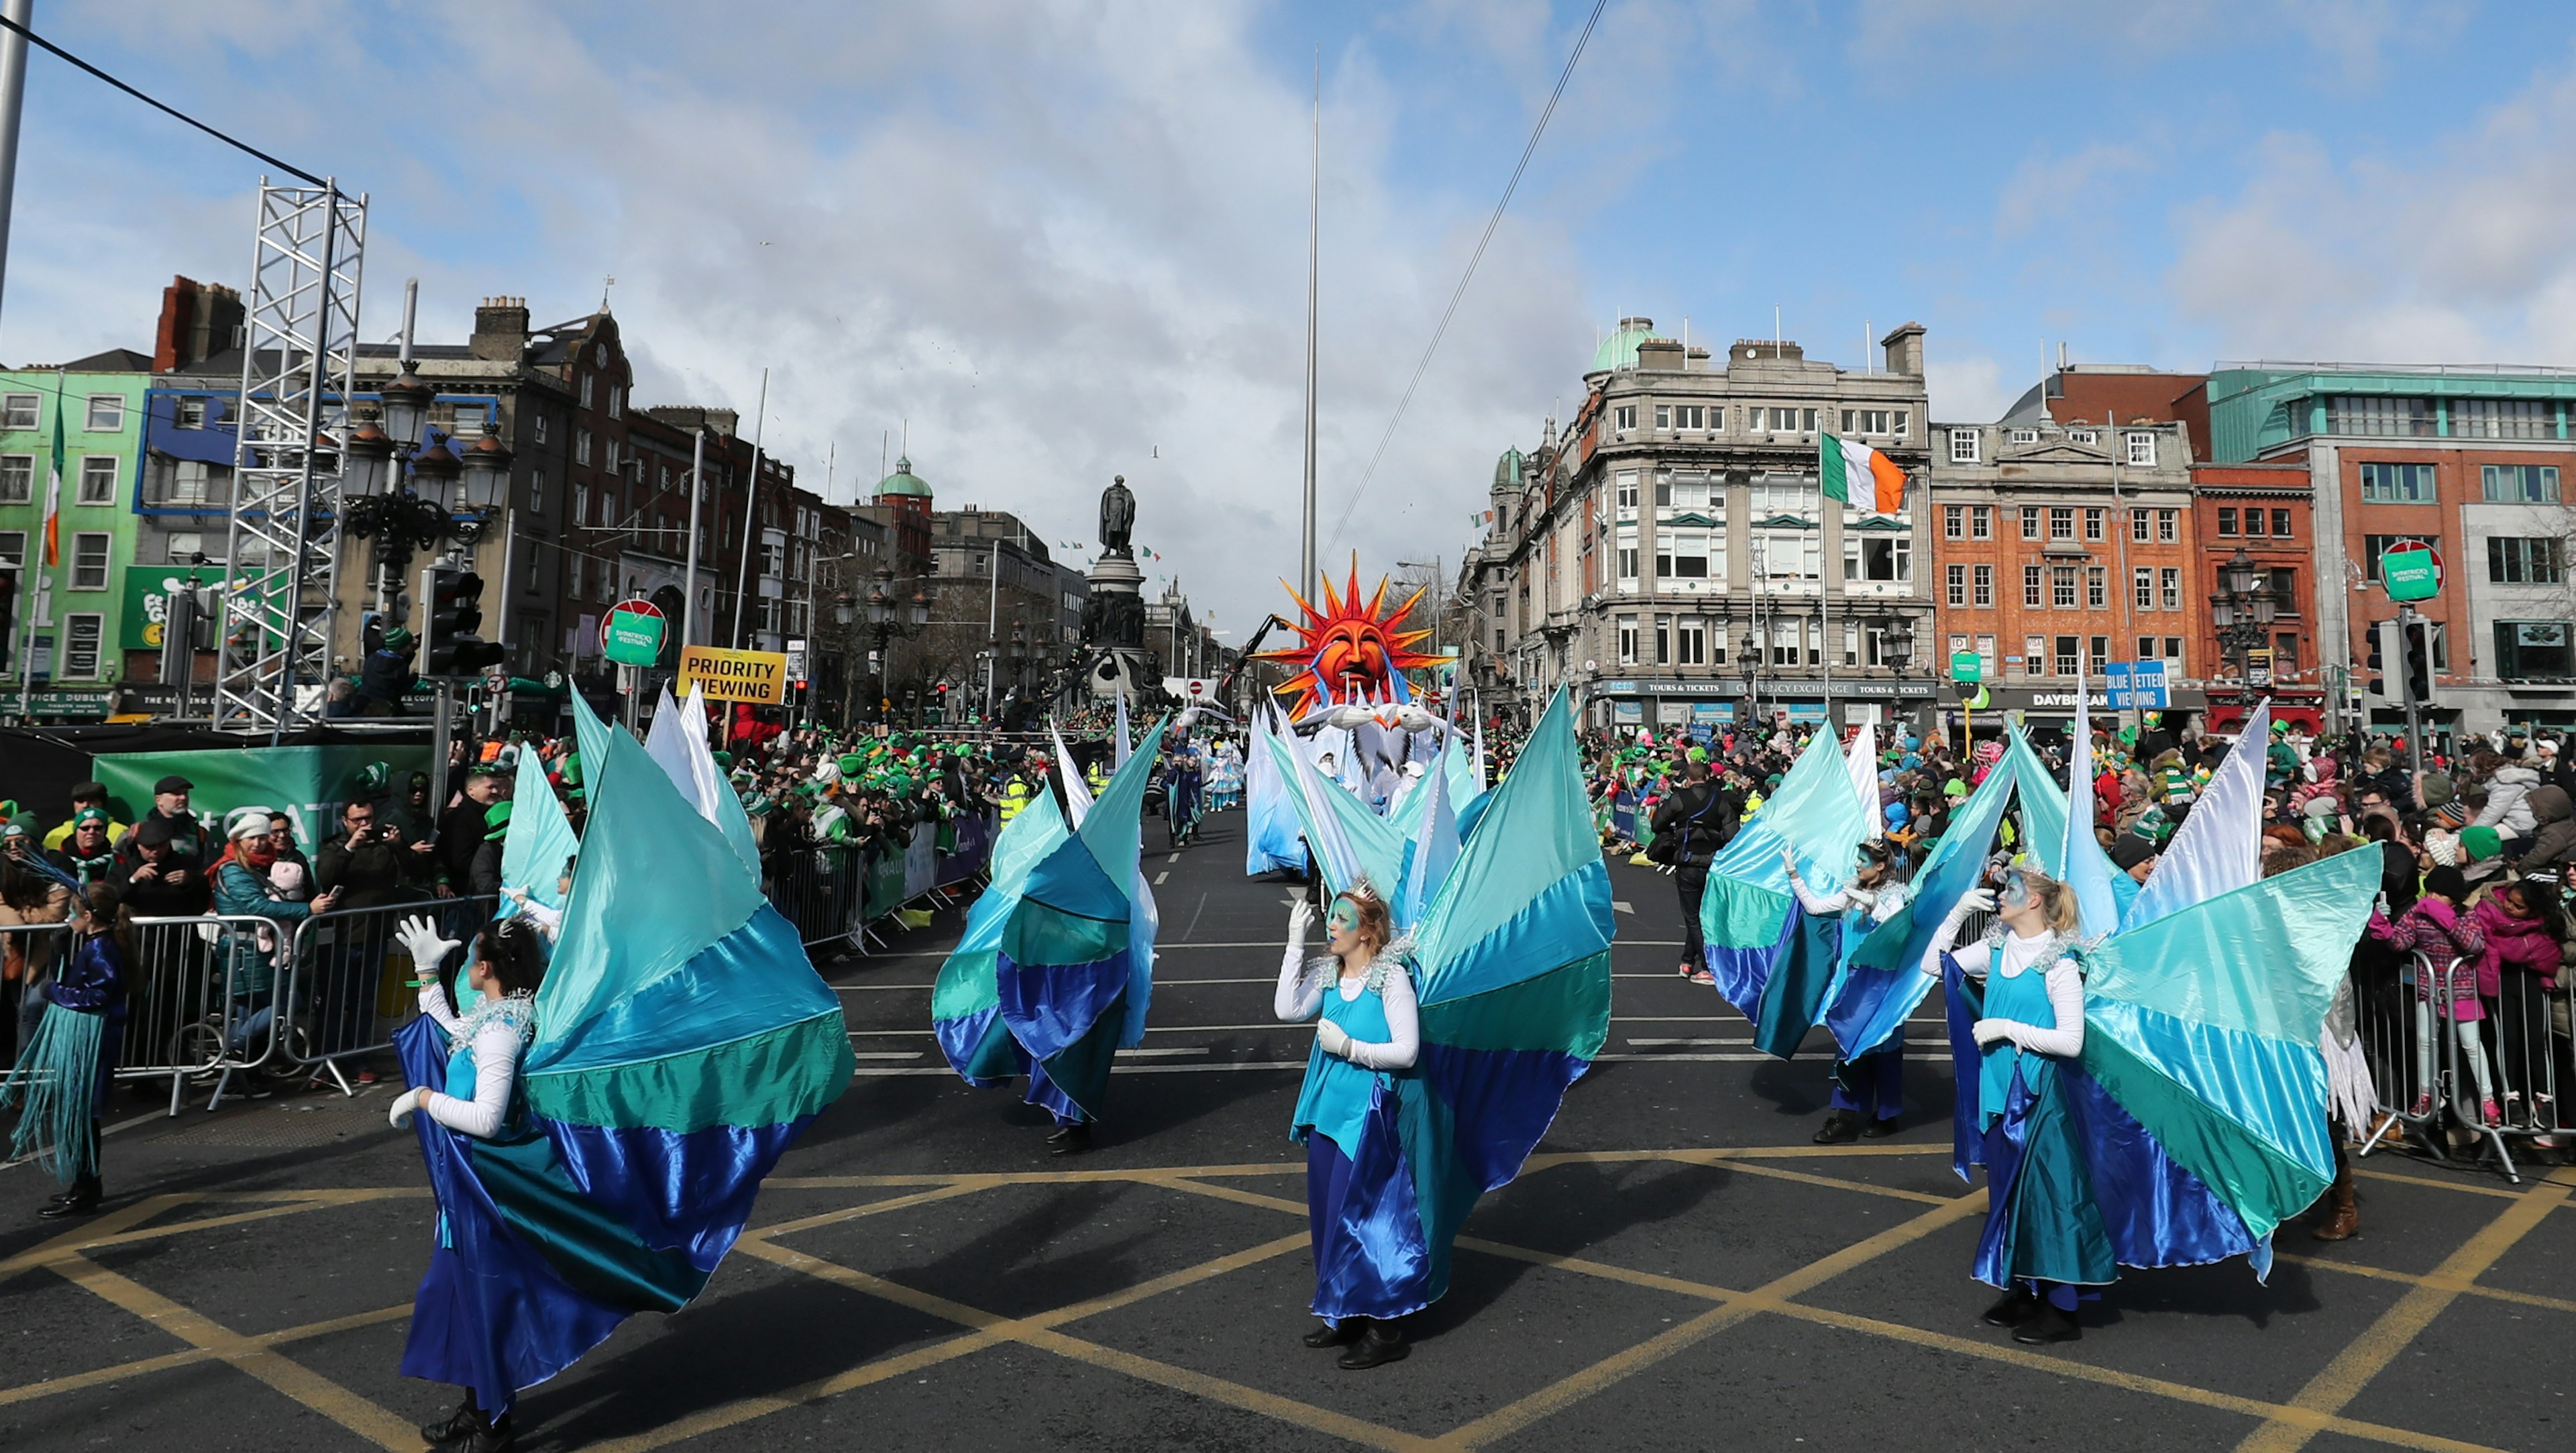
[1926,353,2012,425]
[2167,46,2576,364]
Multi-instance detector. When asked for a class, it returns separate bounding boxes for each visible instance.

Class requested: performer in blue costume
[1782,840,1911,1142]
[1275,885,1420,1368]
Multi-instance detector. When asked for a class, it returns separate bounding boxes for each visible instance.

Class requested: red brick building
[2189,462,2320,730]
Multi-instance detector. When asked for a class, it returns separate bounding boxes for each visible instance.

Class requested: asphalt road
[1,808,2568,1452]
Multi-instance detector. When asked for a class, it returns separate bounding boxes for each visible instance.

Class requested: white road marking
[1115,1046,1210,1057]
[1167,853,1181,864]
[847,1051,924,1061]
[1155,871,1170,885]
[1613,901,1634,914]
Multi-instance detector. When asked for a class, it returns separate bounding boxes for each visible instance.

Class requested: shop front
[1587,676,1939,737]
[1936,682,2212,747]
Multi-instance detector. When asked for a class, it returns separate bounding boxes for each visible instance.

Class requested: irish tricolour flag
[1819,433,1907,513]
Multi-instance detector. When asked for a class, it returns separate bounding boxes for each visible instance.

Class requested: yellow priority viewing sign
[678,645,790,704]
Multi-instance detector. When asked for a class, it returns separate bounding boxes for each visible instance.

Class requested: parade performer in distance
[390,702,851,1452]
[1271,688,1612,1371]
[1,878,127,1219]
[1925,843,2379,1346]
[1783,840,1909,1142]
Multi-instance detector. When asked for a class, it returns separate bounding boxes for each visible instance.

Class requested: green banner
[94,743,434,851]
[864,852,910,920]
[121,565,235,650]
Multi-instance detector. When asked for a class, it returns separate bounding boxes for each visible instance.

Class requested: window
[1947,563,1968,606]
[2124,432,2156,466]
[2084,507,2105,541]
[579,372,595,408]
[1943,504,1964,539]
[2243,506,2266,537]
[2053,635,2079,676]
[533,415,549,445]
[2090,636,2110,674]
[0,530,23,565]
[1676,616,1707,665]
[2024,563,2043,607]
[0,454,29,504]
[1617,614,1638,665]
[2272,633,2300,677]
[2271,508,2292,536]
[2134,567,2155,610]
[573,482,589,527]
[1772,621,1801,667]
[604,437,621,474]
[2023,634,2045,678]
[2481,464,2561,503]
[2068,429,2098,445]
[2451,399,2548,439]
[576,428,593,466]
[64,614,101,678]
[2051,566,2078,608]
[76,456,115,505]
[529,469,545,515]
[1668,474,1711,509]
[1,393,36,429]
[2493,621,2573,680]
[1769,407,1811,433]
[85,395,125,432]
[2137,636,2158,661]
[2049,506,2074,540]
[2009,428,2038,445]
[2157,508,2178,542]
[2165,635,2184,661]
[2359,462,2436,502]
[174,397,207,429]
[608,385,624,420]
[2487,537,2565,584]
[1615,530,1639,588]
[1971,505,1992,539]
[1615,472,1639,511]
[1662,529,1713,580]
[2019,507,2040,541]
[1842,408,1894,435]
[1949,429,1980,464]
[1654,614,1672,665]
[1846,535,1911,582]
[1654,404,1671,430]
[2327,396,2432,436]
[2131,508,2151,543]
[165,531,203,561]
[1680,404,1709,430]
[1973,563,1994,606]
[1612,405,1636,431]
[1976,633,1996,676]
[2217,506,2238,535]
[2086,566,2106,608]
[70,532,109,590]
[2159,567,2181,610]
[2269,567,2298,611]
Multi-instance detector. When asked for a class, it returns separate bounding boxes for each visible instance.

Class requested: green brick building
[1,349,154,719]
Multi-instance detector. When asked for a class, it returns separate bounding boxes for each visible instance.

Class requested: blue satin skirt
[1304,1123,1432,1324]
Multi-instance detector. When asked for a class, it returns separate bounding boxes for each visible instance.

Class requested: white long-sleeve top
[1786,873,1907,924]
[413,981,533,1139]
[1275,936,1420,1071]
[1935,926,2086,1059]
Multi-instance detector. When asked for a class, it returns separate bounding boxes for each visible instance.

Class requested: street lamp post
[341,364,513,616]
[855,563,931,724]
[2206,547,2278,702]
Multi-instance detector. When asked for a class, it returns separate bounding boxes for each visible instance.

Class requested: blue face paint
[1327,900,1360,936]
[2000,872,2038,912]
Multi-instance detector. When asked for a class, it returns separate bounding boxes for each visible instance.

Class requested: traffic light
[2364,621,2389,697]
[423,566,506,677]
[2397,618,2435,705]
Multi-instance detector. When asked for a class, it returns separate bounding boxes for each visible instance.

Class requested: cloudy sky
[5,1,2572,632]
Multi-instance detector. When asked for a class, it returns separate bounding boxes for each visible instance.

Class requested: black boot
[1812,1110,1860,1145]
[421,1395,482,1446]
[2013,1302,2080,1344]
[1303,1319,1362,1348]
[1338,1318,1409,1370]
[1979,1287,2039,1328]
[460,1412,516,1453]
[36,1174,101,1220]
[1861,1114,1900,1138]
[1047,1122,1093,1157]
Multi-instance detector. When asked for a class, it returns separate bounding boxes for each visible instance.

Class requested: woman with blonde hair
[1919,862,2095,1345]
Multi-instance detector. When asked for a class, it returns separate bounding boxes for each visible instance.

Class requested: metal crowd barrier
[2356,950,2573,1183]
[764,814,1000,954]
[277,896,499,1084]
[120,911,307,1115]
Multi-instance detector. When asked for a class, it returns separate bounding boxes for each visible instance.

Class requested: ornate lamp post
[855,563,931,723]
[2206,548,2277,691]
[341,362,513,609]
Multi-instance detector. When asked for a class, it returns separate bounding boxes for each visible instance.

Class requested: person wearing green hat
[54,809,118,887]
[42,783,127,854]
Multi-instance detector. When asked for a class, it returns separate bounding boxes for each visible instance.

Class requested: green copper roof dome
[1492,446,1525,488]
[1591,316,1654,373]
[875,455,932,499]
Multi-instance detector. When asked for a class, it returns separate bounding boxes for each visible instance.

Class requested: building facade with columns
[1462,319,1938,735]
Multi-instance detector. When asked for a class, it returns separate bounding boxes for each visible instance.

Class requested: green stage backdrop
[96,745,435,851]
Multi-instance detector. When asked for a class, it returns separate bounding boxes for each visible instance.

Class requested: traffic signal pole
[2398,603,2426,777]
[424,567,451,814]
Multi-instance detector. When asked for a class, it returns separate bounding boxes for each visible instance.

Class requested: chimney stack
[1879,321,1926,378]
[154,276,244,373]
[471,296,530,362]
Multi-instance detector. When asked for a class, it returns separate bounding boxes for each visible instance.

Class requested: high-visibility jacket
[1000,779,1033,822]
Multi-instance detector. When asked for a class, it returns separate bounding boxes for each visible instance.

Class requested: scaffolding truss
[213,179,367,734]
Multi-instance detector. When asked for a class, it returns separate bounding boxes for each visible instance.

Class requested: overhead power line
[1322,0,1607,560]
[0,12,327,184]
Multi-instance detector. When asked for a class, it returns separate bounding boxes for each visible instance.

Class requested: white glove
[1970,1018,2017,1049]
[1316,1018,1351,1059]
[1287,898,1316,949]
[394,915,462,979]
[1955,887,1997,918]
[388,1087,427,1130]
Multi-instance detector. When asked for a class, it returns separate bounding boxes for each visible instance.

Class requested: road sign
[2244,646,2274,690]
[1949,651,1982,684]
[602,600,666,666]
[2102,660,2169,710]
[679,644,789,704]
[784,638,809,687]
[2381,545,2441,602]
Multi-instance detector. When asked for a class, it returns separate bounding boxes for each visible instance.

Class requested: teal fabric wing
[932,793,1069,1084]
[498,743,580,921]
[1829,749,2019,1057]
[1697,729,1871,1032]
[1266,726,1404,898]
[570,691,616,797]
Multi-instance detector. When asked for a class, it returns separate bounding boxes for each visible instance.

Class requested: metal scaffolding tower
[213,178,367,735]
